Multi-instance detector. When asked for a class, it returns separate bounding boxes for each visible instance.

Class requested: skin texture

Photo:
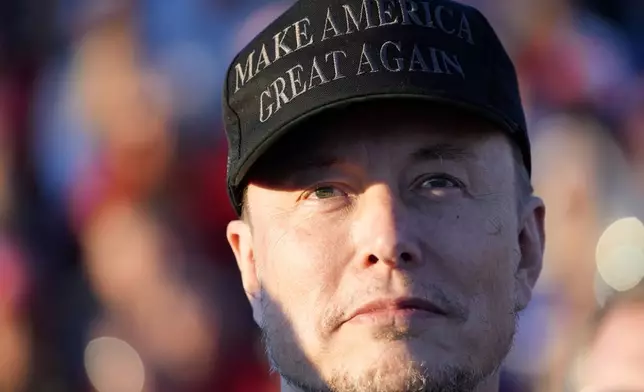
[227,101,545,392]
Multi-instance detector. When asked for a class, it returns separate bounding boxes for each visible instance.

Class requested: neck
[279,372,502,392]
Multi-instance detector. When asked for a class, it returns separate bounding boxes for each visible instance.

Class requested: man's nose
[352,184,422,269]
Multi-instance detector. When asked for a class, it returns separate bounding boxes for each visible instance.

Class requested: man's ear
[515,196,546,312]
[227,219,263,325]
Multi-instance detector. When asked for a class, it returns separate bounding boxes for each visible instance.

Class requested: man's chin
[320,356,483,392]
[322,358,429,392]
[327,346,432,379]
[278,348,483,392]
[334,332,452,364]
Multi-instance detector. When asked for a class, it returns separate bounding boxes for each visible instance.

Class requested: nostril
[368,254,379,264]
[400,252,412,263]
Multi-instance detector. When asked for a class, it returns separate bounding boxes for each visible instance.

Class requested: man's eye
[419,176,461,189]
[414,175,464,198]
[305,185,346,200]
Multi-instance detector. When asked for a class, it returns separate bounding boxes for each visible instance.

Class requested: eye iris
[423,178,456,188]
[314,186,337,199]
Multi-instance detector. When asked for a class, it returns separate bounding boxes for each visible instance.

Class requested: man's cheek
[439,232,513,298]
[265,245,329,314]
[284,229,348,277]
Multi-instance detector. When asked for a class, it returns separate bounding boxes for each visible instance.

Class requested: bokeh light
[84,337,145,392]
[596,217,644,292]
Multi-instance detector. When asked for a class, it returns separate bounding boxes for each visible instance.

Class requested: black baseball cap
[223,0,531,216]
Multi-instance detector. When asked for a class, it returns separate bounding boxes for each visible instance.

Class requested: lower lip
[347,308,442,325]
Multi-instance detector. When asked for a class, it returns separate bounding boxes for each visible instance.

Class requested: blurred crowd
[0,0,643,391]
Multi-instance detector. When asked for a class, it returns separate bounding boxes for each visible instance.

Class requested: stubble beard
[259,294,518,392]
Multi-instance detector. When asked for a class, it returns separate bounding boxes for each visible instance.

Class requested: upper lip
[347,297,447,321]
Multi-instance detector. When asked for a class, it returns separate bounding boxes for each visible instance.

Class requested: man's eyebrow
[410,143,474,164]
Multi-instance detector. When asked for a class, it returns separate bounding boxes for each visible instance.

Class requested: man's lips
[346,297,447,323]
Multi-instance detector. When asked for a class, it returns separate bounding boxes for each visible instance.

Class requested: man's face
[227,102,545,392]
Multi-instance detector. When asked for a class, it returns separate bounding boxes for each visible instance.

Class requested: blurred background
[0,0,643,391]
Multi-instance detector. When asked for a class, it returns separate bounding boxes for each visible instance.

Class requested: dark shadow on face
[259,287,498,392]
[238,100,536,392]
